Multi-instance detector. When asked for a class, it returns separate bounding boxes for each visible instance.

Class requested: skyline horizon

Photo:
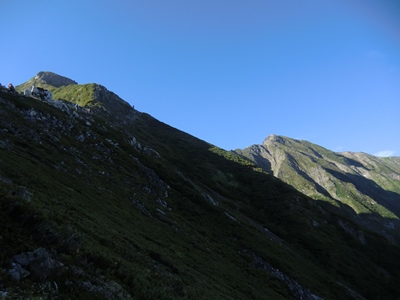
[13,69,399,158]
[2,1,399,157]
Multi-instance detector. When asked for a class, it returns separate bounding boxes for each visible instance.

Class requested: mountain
[235,134,400,244]
[18,71,77,88]
[1,73,400,299]
[16,72,137,124]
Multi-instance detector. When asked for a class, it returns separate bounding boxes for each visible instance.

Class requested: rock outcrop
[9,248,64,281]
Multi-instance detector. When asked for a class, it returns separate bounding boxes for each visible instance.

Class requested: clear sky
[1,0,399,156]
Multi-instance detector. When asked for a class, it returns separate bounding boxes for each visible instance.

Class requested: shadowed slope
[1,74,400,299]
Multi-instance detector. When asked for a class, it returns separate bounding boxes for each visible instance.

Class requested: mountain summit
[28,71,77,88]
[16,72,138,124]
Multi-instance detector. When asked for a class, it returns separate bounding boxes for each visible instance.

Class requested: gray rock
[16,186,32,202]
[12,248,64,281]
[8,262,30,281]
[0,175,13,185]
[202,192,218,206]
[28,109,37,117]
[242,249,324,300]
[34,71,77,88]
[156,198,168,208]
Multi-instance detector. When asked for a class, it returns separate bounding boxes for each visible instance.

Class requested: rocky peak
[33,71,77,88]
[262,134,286,145]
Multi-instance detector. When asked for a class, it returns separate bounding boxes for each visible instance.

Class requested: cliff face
[236,135,400,243]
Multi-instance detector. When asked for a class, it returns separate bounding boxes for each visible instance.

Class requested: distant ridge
[235,134,400,243]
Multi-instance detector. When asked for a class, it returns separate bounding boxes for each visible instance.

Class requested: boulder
[12,248,64,281]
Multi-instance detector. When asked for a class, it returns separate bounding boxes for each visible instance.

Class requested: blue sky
[1,1,399,156]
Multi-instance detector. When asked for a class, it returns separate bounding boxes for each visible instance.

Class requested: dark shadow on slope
[336,154,367,170]
[313,198,400,298]
[232,147,273,173]
[229,146,399,240]
[251,154,273,173]
[235,150,333,199]
[285,153,333,199]
[324,168,400,218]
[3,89,400,299]
[140,116,400,298]
[299,149,323,159]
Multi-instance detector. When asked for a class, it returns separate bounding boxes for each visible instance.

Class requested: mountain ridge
[235,134,400,244]
[1,72,399,299]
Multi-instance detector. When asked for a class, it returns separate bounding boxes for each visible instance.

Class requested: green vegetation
[16,75,96,107]
[1,88,400,299]
[51,83,96,107]
[236,135,400,245]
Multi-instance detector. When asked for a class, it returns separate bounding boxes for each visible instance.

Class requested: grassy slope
[137,117,400,298]
[0,92,399,299]
[237,137,400,237]
[17,79,96,107]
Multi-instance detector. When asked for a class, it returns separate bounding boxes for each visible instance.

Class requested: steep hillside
[1,76,400,299]
[235,134,400,244]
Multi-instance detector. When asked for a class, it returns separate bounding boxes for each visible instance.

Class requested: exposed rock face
[34,71,77,87]
[235,134,400,244]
